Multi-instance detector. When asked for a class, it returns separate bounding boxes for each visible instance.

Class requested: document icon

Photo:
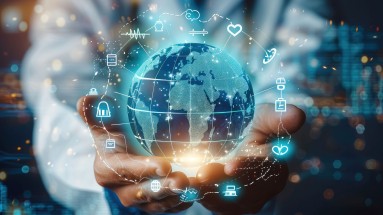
[275,98,286,112]
[107,54,117,66]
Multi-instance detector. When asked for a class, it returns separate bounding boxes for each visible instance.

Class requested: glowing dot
[40,14,49,23]
[365,159,378,170]
[52,59,62,71]
[10,64,19,72]
[376,65,382,73]
[98,44,105,52]
[56,17,66,27]
[354,138,365,151]
[25,139,30,144]
[323,189,334,200]
[17,147,21,151]
[0,171,7,180]
[81,37,88,45]
[34,4,44,14]
[332,160,342,169]
[70,14,76,21]
[19,21,28,32]
[361,55,368,64]
[355,172,363,181]
[21,165,30,174]
[355,124,365,134]
[289,173,300,183]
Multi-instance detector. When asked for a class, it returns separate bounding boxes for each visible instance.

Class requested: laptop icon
[224,185,237,197]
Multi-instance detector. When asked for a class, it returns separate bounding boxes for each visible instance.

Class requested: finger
[245,104,305,145]
[77,95,134,153]
[94,154,172,186]
[196,163,229,184]
[114,171,189,207]
[138,195,193,214]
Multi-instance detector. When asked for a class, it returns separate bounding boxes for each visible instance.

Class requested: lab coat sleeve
[21,0,113,213]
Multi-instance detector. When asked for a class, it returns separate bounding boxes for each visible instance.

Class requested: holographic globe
[128,43,254,166]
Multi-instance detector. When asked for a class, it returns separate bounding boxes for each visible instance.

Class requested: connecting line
[241,31,267,53]
[114,91,131,98]
[215,35,232,54]
[199,13,229,23]
[253,86,276,96]
[102,67,112,100]
[117,37,133,54]
[137,40,151,57]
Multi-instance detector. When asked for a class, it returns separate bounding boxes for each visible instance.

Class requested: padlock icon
[96,101,111,118]
[89,88,98,95]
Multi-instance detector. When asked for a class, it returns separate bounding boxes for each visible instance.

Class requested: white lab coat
[22,0,328,214]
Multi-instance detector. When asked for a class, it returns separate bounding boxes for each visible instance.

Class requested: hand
[77,96,192,213]
[193,104,306,215]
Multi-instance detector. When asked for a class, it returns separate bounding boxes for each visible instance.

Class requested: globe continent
[128,43,254,166]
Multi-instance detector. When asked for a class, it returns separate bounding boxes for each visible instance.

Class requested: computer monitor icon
[224,185,237,197]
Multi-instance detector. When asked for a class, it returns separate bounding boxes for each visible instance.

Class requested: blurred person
[22,0,328,214]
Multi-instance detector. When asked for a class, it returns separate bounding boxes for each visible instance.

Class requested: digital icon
[180,187,199,202]
[88,88,98,95]
[275,98,286,112]
[105,139,116,149]
[227,23,242,37]
[185,9,200,21]
[154,21,163,32]
[150,180,161,192]
[189,29,208,36]
[272,144,289,156]
[276,77,286,90]
[107,54,117,66]
[96,101,111,117]
[121,28,150,39]
[263,48,277,64]
[223,185,237,197]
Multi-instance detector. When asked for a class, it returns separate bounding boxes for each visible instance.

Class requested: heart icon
[227,23,242,37]
[272,145,289,156]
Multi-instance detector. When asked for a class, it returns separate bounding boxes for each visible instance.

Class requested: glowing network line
[90,6,290,198]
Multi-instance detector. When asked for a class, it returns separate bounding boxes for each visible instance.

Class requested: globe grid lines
[88,7,290,202]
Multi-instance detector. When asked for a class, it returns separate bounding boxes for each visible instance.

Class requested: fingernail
[224,164,236,176]
[167,180,184,194]
[197,172,209,183]
[156,168,166,177]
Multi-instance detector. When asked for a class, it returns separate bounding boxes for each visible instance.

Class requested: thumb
[244,103,306,146]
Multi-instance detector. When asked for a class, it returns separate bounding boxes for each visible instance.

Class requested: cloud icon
[185,9,200,21]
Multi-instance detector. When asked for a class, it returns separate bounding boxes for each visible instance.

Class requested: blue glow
[333,171,342,180]
[10,64,19,72]
[180,187,199,202]
[21,165,29,174]
[333,160,342,169]
[218,181,241,201]
[354,172,363,182]
[271,139,295,160]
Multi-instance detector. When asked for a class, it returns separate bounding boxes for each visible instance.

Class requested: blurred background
[0,0,382,214]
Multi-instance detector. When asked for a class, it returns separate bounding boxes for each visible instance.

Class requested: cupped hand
[77,96,192,213]
[193,104,306,215]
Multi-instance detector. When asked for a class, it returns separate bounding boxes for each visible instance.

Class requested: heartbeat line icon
[121,28,150,39]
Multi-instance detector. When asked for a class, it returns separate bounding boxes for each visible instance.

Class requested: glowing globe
[128,43,254,166]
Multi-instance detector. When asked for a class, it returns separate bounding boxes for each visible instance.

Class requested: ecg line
[121,28,150,39]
